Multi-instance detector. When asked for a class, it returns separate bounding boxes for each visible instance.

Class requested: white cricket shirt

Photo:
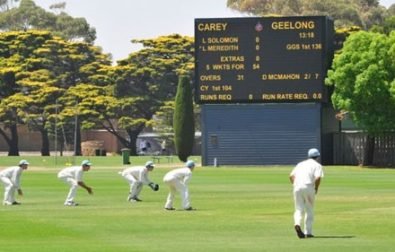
[57,166,84,181]
[163,167,192,184]
[0,166,23,189]
[121,166,151,185]
[290,158,324,189]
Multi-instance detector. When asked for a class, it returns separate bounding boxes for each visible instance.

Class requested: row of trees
[0,0,196,159]
[0,30,194,156]
[0,31,109,156]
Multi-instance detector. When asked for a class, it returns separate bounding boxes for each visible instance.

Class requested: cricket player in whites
[0,160,29,205]
[290,148,324,238]
[119,160,159,202]
[163,160,195,211]
[57,160,93,206]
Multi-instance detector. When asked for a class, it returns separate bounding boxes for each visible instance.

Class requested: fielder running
[289,148,324,238]
[57,160,93,206]
[119,160,159,202]
[163,160,195,211]
[0,160,29,205]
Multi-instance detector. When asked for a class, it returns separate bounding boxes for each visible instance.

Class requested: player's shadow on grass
[313,235,355,239]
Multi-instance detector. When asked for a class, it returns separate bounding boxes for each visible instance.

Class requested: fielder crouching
[163,160,195,211]
[119,161,158,202]
[57,160,93,206]
[0,160,29,206]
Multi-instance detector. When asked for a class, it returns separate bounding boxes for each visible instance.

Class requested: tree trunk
[126,129,139,155]
[362,135,375,166]
[105,128,139,155]
[40,128,50,156]
[0,127,10,147]
[101,121,145,156]
[0,125,19,156]
[8,124,19,156]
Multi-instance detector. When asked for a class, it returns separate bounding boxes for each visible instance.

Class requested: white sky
[33,0,395,62]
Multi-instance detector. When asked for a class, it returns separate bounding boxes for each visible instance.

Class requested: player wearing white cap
[57,160,93,206]
[163,160,195,211]
[290,148,324,238]
[0,160,29,205]
[119,160,158,202]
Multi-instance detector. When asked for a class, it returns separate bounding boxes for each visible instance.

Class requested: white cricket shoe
[64,201,79,206]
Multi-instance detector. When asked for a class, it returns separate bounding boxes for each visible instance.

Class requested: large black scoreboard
[195,16,334,103]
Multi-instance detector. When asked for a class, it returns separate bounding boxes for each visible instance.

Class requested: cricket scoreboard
[195,16,334,103]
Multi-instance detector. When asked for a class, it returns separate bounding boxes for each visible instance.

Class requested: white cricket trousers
[163,179,190,209]
[59,176,79,203]
[122,174,143,198]
[0,177,16,203]
[293,186,315,235]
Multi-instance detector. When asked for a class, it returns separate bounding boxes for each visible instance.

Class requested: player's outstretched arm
[78,181,93,194]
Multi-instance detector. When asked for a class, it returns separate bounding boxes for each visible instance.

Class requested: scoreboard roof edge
[195,16,333,22]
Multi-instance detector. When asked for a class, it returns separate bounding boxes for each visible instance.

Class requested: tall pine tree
[173,75,195,162]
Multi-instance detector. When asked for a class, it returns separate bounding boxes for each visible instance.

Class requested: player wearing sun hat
[57,160,93,206]
[119,160,158,202]
[289,148,324,238]
[0,160,29,205]
[163,160,196,211]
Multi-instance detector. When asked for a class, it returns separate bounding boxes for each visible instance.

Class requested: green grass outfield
[0,156,395,252]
